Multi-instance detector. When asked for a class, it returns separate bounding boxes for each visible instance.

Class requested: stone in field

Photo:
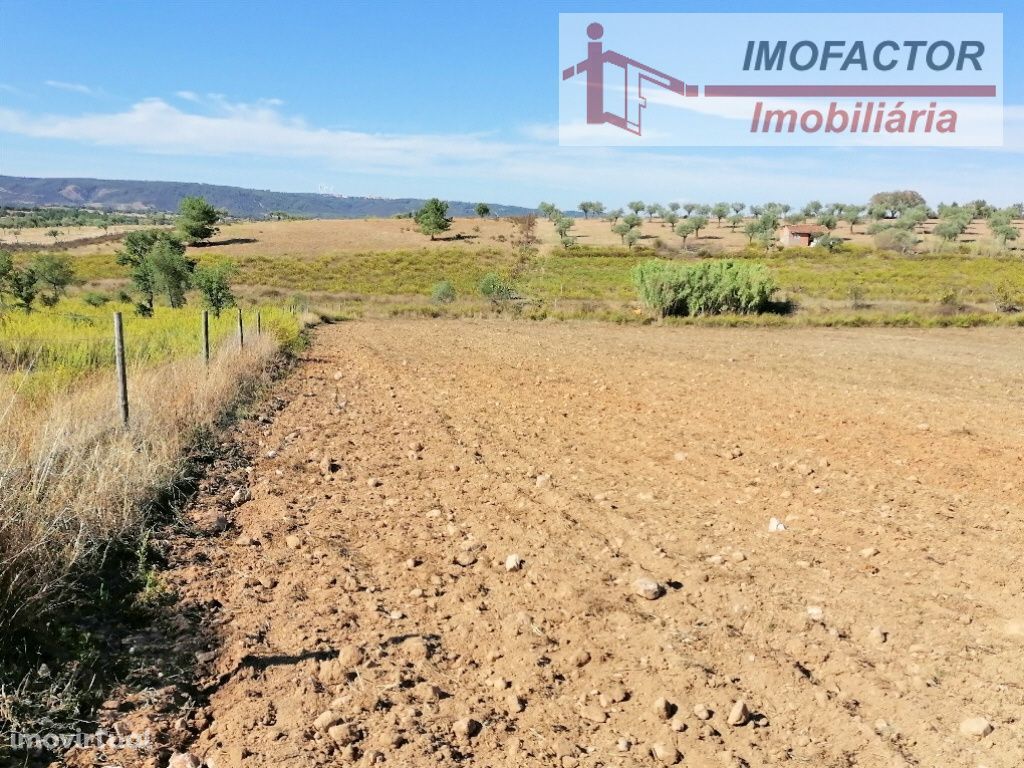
[328,723,360,745]
[727,700,750,726]
[453,717,481,738]
[633,577,665,600]
[651,743,681,764]
[959,717,993,738]
[454,551,477,567]
[314,710,343,731]
[693,704,713,720]
[652,696,676,720]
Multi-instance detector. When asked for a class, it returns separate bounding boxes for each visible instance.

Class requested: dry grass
[0,224,164,254]
[0,333,286,636]
[174,216,1024,260]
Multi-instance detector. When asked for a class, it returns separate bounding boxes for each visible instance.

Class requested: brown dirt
[183,217,1016,260]
[78,320,1024,768]
[2,224,157,253]
[15,216,1017,259]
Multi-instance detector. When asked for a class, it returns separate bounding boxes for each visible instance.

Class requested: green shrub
[81,291,110,307]
[632,259,777,317]
[431,279,456,304]
[632,261,686,318]
[479,272,515,301]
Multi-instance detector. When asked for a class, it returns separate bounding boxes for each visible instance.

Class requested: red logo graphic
[561,22,698,135]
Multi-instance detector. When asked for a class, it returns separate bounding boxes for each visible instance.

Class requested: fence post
[202,310,210,366]
[256,310,262,336]
[237,307,244,348]
[113,312,129,426]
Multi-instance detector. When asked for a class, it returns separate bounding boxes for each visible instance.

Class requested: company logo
[558,13,1003,147]
[561,22,697,136]
[8,729,152,753]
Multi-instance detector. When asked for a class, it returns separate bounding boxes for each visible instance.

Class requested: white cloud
[0,97,523,170]
[43,80,95,95]
[1,94,1022,207]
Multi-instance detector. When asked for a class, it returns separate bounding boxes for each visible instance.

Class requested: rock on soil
[652,696,676,719]
[651,742,682,764]
[633,576,665,600]
[168,754,202,768]
[230,487,251,506]
[727,700,751,726]
[453,717,482,738]
[693,704,713,720]
[959,717,993,738]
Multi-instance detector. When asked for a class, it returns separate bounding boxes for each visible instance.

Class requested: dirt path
[151,321,1022,768]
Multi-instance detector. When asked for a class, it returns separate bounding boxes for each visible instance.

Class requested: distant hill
[0,175,536,219]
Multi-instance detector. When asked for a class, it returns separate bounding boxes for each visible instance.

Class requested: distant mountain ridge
[0,175,535,219]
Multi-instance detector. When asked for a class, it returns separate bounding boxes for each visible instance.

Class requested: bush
[632,260,777,317]
[874,227,919,254]
[479,272,515,301]
[632,261,686,318]
[82,291,110,307]
[994,284,1021,313]
[431,279,456,304]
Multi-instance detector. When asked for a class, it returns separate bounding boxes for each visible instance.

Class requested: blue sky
[0,0,1021,209]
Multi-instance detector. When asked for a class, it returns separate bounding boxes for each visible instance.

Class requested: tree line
[0,196,239,316]
[534,193,1023,252]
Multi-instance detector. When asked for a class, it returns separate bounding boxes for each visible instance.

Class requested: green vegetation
[176,195,221,245]
[430,279,456,304]
[53,240,1024,311]
[193,260,238,317]
[0,205,153,232]
[5,264,40,312]
[415,198,452,240]
[0,297,302,399]
[633,260,776,318]
[117,230,196,314]
[31,253,76,306]
[479,271,516,301]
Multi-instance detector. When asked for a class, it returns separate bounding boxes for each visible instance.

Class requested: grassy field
[2,214,1021,751]
[1,298,304,401]
[0,297,310,661]
[21,214,1024,260]
[62,241,1024,308]
[154,215,1024,255]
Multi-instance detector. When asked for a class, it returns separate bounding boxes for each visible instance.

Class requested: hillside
[0,175,534,219]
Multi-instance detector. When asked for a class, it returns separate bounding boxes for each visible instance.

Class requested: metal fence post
[256,310,262,336]
[237,307,244,348]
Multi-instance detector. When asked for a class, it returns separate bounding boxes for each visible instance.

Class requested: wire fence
[1,308,264,424]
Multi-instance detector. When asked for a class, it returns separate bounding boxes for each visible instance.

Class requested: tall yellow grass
[0,298,302,400]
[0,325,302,634]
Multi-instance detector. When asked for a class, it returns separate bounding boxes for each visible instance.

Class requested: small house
[778,225,827,247]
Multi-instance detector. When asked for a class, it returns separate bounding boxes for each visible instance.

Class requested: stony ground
[70,320,1024,768]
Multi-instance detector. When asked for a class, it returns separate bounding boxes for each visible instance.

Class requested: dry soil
[84,320,1024,768]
